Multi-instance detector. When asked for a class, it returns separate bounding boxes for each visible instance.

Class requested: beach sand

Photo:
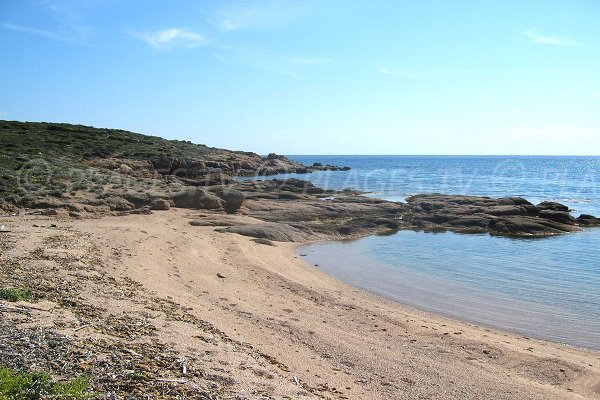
[1,209,599,399]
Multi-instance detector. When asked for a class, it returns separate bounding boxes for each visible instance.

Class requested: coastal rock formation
[406,194,600,236]
[2,121,598,238]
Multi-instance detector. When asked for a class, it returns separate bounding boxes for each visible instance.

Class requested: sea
[245,156,600,350]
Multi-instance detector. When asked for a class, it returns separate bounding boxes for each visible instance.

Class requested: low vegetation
[0,287,34,302]
[0,120,246,205]
[0,366,91,400]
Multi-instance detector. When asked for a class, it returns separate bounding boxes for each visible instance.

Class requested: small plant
[0,287,34,302]
[0,366,92,399]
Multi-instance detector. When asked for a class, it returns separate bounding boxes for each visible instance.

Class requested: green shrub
[0,366,92,400]
[0,287,34,302]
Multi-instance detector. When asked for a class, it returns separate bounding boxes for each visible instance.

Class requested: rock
[219,189,245,213]
[489,217,577,236]
[171,189,224,210]
[118,163,133,174]
[252,238,276,246]
[104,196,135,211]
[216,273,226,279]
[121,207,152,215]
[41,208,69,217]
[337,226,358,235]
[149,199,170,210]
[278,193,308,200]
[216,223,311,242]
[372,217,400,229]
[151,156,174,174]
[26,197,67,209]
[537,210,574,224]
[120,192,151,208]
[537,201,570,212]
[577,214,600,226]
[406,194,588,237]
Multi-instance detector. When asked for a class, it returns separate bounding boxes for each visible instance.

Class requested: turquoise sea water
[274,156,600,350]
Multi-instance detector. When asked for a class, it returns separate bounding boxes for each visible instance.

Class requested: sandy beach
[1,209,599,399]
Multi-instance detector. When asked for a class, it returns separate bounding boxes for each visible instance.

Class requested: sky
[1,0,599,155]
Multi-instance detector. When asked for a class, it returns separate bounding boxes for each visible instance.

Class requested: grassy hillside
[0,120,307,210]
[0,120,258,163]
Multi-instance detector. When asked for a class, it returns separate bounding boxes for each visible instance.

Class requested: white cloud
[214,1,312,31]
[523,29,577,46]
[137,28,208,49]
[2,23,60,40]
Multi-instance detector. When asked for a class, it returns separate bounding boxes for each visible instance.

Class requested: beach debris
[73,324,91,332]
[156,378,188,384]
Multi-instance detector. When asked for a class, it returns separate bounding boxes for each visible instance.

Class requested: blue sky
[1,0,599,155]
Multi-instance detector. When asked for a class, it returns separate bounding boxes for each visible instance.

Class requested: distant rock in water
[406,194,600,237]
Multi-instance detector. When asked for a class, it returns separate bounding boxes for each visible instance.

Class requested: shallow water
[299,230,600,350]
[282,156,600,350]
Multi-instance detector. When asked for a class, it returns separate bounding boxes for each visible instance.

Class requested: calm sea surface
[260,156,600,350]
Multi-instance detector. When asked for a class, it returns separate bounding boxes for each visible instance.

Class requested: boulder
[537,201,570,212]
[537,210,574,224]
[151,157,173,174]
[105,196,136,211]
[576,214,600,226]
[149,199,171,211]
[41,208,69,217]
[118,163,133,174]
[171,189,224,210]
[219,189,245,213]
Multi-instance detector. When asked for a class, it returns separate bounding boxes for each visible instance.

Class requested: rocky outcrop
[406,194,599,236]
[151,154,351,181]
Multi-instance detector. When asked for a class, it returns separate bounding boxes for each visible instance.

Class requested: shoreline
[2,210,600,399]
[297,231,600,352]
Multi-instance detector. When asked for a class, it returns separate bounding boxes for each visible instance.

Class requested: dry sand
[1,209,599,399]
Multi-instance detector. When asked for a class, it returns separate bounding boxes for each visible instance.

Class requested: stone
[104,196,136,211]
[405,194,588,237]
[149,199,170,211]
[219,189,245,212]
[171,189,224,210]
[537,201,570,212]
